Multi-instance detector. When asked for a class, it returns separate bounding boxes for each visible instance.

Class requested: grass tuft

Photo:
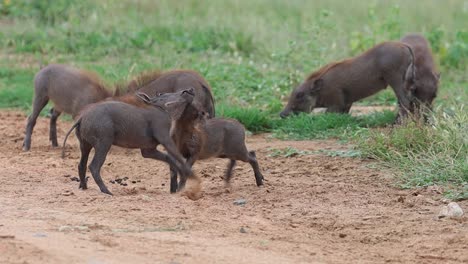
[357,106,468,200]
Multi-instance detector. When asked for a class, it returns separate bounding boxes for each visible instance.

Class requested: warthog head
[136,88,195,120]
[280,79,323,118]
[406,71,440,109]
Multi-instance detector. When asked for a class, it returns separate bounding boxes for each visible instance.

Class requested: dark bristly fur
[62,89,201,197]
[23,64,111,151]
[280,41,416,123]
[113,70,163,97]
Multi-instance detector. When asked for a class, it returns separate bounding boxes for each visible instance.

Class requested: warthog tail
[61,118,81,159]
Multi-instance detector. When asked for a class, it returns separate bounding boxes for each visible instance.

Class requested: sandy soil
[0,110,466,264]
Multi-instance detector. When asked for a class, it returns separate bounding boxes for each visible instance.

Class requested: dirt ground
[0,110,467,264]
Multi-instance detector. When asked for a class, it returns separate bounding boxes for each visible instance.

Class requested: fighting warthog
[23,64,111,151]
[62,89,202,199]
[280,41,415,122]
[167,106,264,193]
[401,33,440,116]
[23,66,215,151]
[136,70,216,118]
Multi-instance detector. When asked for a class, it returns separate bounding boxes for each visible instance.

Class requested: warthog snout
[280,108,300,118]
[279,109,292,118]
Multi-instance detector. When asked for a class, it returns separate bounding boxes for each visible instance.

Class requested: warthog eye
[182,89,195,95]
[157,92,163,97]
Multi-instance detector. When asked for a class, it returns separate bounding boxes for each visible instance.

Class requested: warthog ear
[434,71,441,82]
[135,92,151,104]
[310,79,324,93]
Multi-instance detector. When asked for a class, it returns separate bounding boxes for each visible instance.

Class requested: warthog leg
[389,76,412,124]
[141,148,179,174]
[78,140,92,190]
[88,141,113,195]
[170,166,178,193]
[225,151,264,187]
[49,108,62,147]
[248,151,264,186]
[141,148,193,193]
[23,95,49,151]
[172,156,196,192]
[225,159,237,184]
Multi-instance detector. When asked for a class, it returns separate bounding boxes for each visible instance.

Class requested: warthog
[280,41,415,122]
[167,107,264,193]
[401,33,440,117]
[23,64,111,151]
[136,70,216,118]
[61,89,201,199]
[23,66,214,151]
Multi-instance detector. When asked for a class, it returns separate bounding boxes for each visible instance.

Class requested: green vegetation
[357,107,467,199]
[217,104,273,133]
[0,0,466,198]
[0,68,34,108]
[273,111,396,140]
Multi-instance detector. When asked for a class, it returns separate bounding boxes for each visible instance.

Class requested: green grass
[0,0,466,198]
[0,68,35,108]
[357,107,468,199]
[273,111,396,140]
[1,0,466,110]
[217,104,273,133]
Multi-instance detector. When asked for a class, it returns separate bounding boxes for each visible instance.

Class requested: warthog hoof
[101,189,113,195]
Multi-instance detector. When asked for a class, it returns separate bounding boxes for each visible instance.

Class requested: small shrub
[428,26,445,54]
[442,31,468,69]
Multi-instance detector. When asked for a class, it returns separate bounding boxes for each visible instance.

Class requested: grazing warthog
[61,89,201,199]
[23,64,111,151]
[280,41,415,122]
[401,33,440,117]
[136,70,216,118]
[167,106,264,193]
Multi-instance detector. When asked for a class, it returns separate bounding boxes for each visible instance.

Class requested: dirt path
[0,110,466,264]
